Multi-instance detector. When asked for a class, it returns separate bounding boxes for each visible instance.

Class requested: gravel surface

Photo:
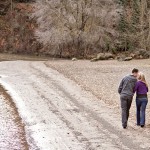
[46,59,150,128]
[0,86,28,150]
[0,60,150,149]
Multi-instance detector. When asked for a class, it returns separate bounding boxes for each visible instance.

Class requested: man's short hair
[132,68,139,73]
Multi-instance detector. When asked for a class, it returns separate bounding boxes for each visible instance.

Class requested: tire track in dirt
[30,62,144,150]
[0,61,150,150]
[29,66,103,150]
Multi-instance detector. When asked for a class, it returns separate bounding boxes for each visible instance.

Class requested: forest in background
[0,0,150,58]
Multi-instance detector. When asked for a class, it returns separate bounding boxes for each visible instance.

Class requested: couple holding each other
[118,68,148,129]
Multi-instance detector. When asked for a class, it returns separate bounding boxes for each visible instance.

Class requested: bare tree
[33,0,121,57]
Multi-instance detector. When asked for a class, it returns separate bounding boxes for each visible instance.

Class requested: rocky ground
[0,59,150,149]
[47,59,150,127]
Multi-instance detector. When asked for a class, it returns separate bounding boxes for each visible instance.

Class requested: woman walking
[134,72,148,128]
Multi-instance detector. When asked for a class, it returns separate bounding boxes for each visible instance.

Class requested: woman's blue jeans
[136,98,148,126]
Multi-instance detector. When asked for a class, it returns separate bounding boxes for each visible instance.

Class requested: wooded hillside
[0,0,150,58]
[0,0,41,55]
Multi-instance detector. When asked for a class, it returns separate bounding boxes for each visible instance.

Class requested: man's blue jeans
[136,98,148,126]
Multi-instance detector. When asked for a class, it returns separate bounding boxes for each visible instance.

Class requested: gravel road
[0,60,150,150]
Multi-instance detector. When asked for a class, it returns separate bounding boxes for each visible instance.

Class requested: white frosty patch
[0,75,8,78]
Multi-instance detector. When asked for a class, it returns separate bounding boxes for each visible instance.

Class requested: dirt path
[46,59,150,126]
[0,60,150,149]
[0,86,28,150]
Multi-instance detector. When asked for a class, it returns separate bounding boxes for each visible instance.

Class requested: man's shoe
[123,126,127,129]
[141,125,145,128]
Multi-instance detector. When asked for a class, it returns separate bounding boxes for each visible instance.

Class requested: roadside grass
[0,53,51,61]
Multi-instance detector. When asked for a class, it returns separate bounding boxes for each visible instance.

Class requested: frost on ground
[0,60,150,150]
[0,86,28,150]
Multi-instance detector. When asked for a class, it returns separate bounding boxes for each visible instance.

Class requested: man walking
[118,68,139,129]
